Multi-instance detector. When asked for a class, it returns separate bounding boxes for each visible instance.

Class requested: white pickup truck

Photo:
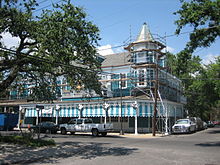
[59,118,113,136]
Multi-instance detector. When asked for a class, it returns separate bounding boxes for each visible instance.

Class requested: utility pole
[152,54,159,136]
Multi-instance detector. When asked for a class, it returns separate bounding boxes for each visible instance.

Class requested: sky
[1,0,219,64]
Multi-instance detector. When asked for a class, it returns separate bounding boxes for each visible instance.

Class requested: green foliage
[185,58,220,120]
[174,0,220,52]
[0,134,55,147]
[167,52,219,120]
[173,0,220,120]
[0,0,102,101]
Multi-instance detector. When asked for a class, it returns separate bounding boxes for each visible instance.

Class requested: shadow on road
[50,133,125,139]
[207,128,220,134]
[195,141,220,147]
[1,141,138,164]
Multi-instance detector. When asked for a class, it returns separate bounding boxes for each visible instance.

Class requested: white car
[172,119,196,134]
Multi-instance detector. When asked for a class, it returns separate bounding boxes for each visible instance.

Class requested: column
[55,105,60,125]
[132,101,138,135]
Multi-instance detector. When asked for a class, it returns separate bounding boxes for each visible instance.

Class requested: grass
[0,134,55,147]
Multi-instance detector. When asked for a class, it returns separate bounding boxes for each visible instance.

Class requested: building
[0,23,186,133]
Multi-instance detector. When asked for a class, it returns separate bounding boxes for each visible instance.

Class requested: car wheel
[45,129,50,134]
[30,128,35,133]
[92,129,99,137]
[71,132,75,135]
[101,132,107,136]
[61,128,67,135]
[188,128,191,134]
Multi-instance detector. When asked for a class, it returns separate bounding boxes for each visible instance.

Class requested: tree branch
[0,65,20,92]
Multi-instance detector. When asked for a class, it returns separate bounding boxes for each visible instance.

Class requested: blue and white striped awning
[24,102,183,118]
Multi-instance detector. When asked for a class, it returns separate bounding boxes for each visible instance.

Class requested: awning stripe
[23,102,183,118]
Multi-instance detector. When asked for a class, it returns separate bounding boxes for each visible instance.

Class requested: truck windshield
[176,120,189,124]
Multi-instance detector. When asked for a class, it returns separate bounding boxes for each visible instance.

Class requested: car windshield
[176,120,189,124]
[40,122,55,126]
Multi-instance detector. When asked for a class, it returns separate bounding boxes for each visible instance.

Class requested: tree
[174,0,220,52]
[174,0,220,120]
[167,51,202,87]
[0,0,101,101]
[185,57,220,120]
[167,52,220,120]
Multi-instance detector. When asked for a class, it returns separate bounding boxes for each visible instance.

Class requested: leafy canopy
[167,52,220,120]
[174,0,220,52]
[0,0,102,101]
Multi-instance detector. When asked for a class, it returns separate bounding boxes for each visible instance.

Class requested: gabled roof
[136,22,154,42]
[101,52,130,68]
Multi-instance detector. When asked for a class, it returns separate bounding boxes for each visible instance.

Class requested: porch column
[103,102,110,124]
[18,106,22,129]
[55,105,60,125]
[132,101,138,135]
[36,108,40,125]
[78,104,84,119]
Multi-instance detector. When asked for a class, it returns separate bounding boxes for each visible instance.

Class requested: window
[138,70,145,86]
[84,119,93,124]
[120,73,127,88]
[77,119,83,124]
[68,119,76,124]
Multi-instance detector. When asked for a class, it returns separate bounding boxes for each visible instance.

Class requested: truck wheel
[101,132,107,136]
[188,128,191,134]
[92,129,99,137]
[61,128,67,135]
[45,129,50,134]
[29,128,34,133]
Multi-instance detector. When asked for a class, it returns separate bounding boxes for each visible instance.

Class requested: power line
[1,47,218,81]
[37,0,49,5]
[33,0,63,13]
[0,47,97,73]
[98,25,220,52]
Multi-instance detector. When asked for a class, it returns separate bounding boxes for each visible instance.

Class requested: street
[1,126,220,165]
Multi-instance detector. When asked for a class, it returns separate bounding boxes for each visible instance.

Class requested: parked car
[203,122,208,129]
[29,122,59,134]
[59,118,113,136]
[189,117,203,131]
[213,121,220,126]
[172,119,196,134]
[207,121,215,128]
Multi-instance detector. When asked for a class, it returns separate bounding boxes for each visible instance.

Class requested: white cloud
[97,44,114,56]
[166,46,175,53]
[202,53,219,65]
[1,32,20,49]
[113,46,124,54]
[161,46,175,53]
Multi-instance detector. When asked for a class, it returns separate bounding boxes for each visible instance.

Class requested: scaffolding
[124,22,171,135]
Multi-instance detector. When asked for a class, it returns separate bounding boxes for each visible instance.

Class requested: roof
[136,22,154,42]
[101,52,131,68]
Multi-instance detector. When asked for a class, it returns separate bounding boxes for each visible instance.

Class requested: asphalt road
[1,126,220,165]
